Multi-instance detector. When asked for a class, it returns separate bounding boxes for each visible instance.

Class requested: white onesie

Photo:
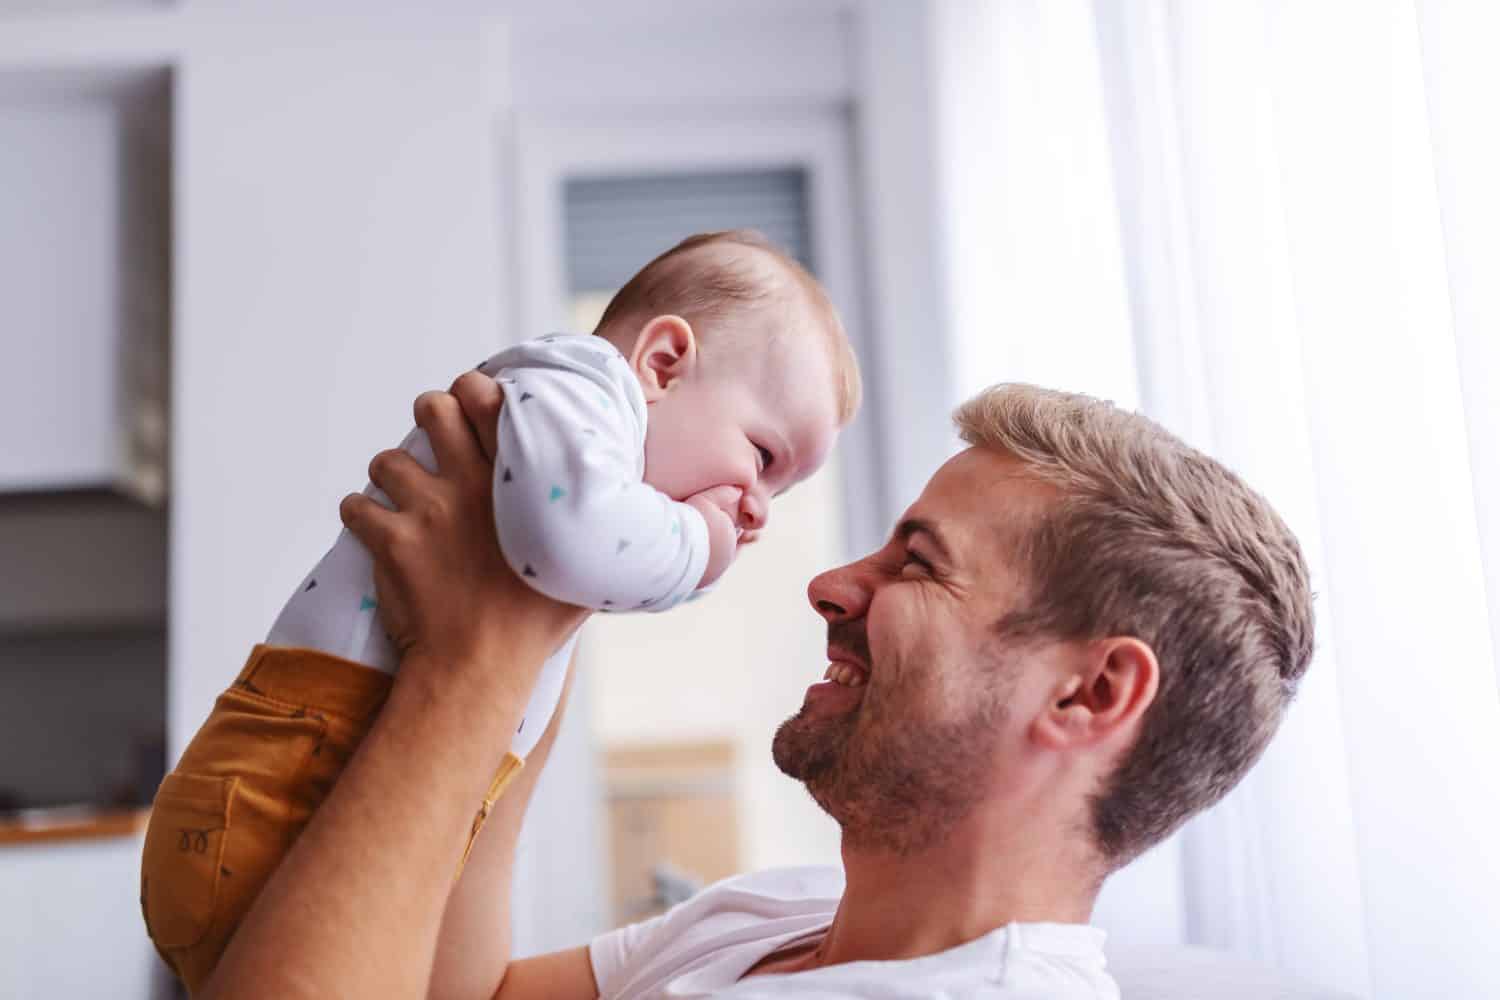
[266,334,711,757]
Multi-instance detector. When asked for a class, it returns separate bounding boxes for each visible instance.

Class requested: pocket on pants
[141,772,238,951]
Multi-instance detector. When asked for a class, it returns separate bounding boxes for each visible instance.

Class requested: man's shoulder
[612,865,841,937]
[589,866,842,993]
[640,865,842,939]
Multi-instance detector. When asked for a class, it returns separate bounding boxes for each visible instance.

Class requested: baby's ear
[629,315,698,401]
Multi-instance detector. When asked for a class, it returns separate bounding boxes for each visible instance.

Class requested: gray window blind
[563,167,813,294]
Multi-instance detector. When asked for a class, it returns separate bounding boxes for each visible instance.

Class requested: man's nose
[807,561,870,622]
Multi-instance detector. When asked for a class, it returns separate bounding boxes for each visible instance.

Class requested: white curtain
[933,2,1500,997]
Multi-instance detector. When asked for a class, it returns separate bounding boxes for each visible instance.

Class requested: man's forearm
[201,645,545,1000]
[428,659,577,1000]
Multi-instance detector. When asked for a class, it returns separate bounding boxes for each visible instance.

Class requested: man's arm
[428,655,598,1000]
[200,386,588,999]
[493,948,597,1000]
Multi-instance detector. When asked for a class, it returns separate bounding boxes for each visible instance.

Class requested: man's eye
[756,444,774,471]
[900,551,931,576]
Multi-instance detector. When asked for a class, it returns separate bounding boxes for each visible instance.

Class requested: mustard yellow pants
[139,644,523,994]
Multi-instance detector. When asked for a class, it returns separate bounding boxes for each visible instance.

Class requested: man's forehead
[901,447,1056,546]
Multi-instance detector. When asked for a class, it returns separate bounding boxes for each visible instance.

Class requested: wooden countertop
[0,806,150,847]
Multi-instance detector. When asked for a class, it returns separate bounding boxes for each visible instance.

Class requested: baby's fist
[685,491,739,588]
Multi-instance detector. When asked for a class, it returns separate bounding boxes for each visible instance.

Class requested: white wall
[171,2,509,749]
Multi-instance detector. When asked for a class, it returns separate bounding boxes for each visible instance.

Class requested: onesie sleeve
[489,339,710,613]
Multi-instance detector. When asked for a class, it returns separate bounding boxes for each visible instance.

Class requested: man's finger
[368,449,434,513]
[413,390,484,482]
[340,493,401,553]
[449,371,504,460]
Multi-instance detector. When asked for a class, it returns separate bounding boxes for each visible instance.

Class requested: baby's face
[642,334,843,556]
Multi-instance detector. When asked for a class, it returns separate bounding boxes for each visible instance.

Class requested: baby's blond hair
[596,230,861,426]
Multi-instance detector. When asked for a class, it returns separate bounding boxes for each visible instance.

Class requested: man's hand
[447,369,504,459]
[339,376,585,681]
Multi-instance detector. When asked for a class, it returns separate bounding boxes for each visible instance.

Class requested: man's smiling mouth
[824,641,869,688]
[822,661,867,688]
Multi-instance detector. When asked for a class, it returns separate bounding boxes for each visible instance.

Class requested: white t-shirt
[589,866,1119,999]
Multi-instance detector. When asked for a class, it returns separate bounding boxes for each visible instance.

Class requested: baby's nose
[739,491,767,532]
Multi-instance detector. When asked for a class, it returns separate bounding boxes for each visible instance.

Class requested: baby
[138,230,861,992]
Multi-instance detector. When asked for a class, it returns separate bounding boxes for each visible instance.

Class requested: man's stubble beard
[772,631,1015,857]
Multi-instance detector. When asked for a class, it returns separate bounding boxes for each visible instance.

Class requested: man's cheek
[871,586,940,647]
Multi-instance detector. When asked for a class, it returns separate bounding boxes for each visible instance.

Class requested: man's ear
[628,315,698,402]
[1031,637,1159,752]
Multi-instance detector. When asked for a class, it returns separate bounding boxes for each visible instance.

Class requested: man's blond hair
[954,384,1314,866]
[596,230,861,425]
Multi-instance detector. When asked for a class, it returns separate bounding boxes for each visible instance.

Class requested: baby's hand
[685,490,740,588]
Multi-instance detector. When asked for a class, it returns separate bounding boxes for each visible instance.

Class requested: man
[201,374,1312,999]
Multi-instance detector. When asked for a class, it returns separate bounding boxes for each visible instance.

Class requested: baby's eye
[756,444,774,471]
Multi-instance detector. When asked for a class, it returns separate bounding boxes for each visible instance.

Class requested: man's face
[772,447,1058,854]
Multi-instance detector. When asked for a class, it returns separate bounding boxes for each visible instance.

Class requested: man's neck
[813,816,1099,971]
